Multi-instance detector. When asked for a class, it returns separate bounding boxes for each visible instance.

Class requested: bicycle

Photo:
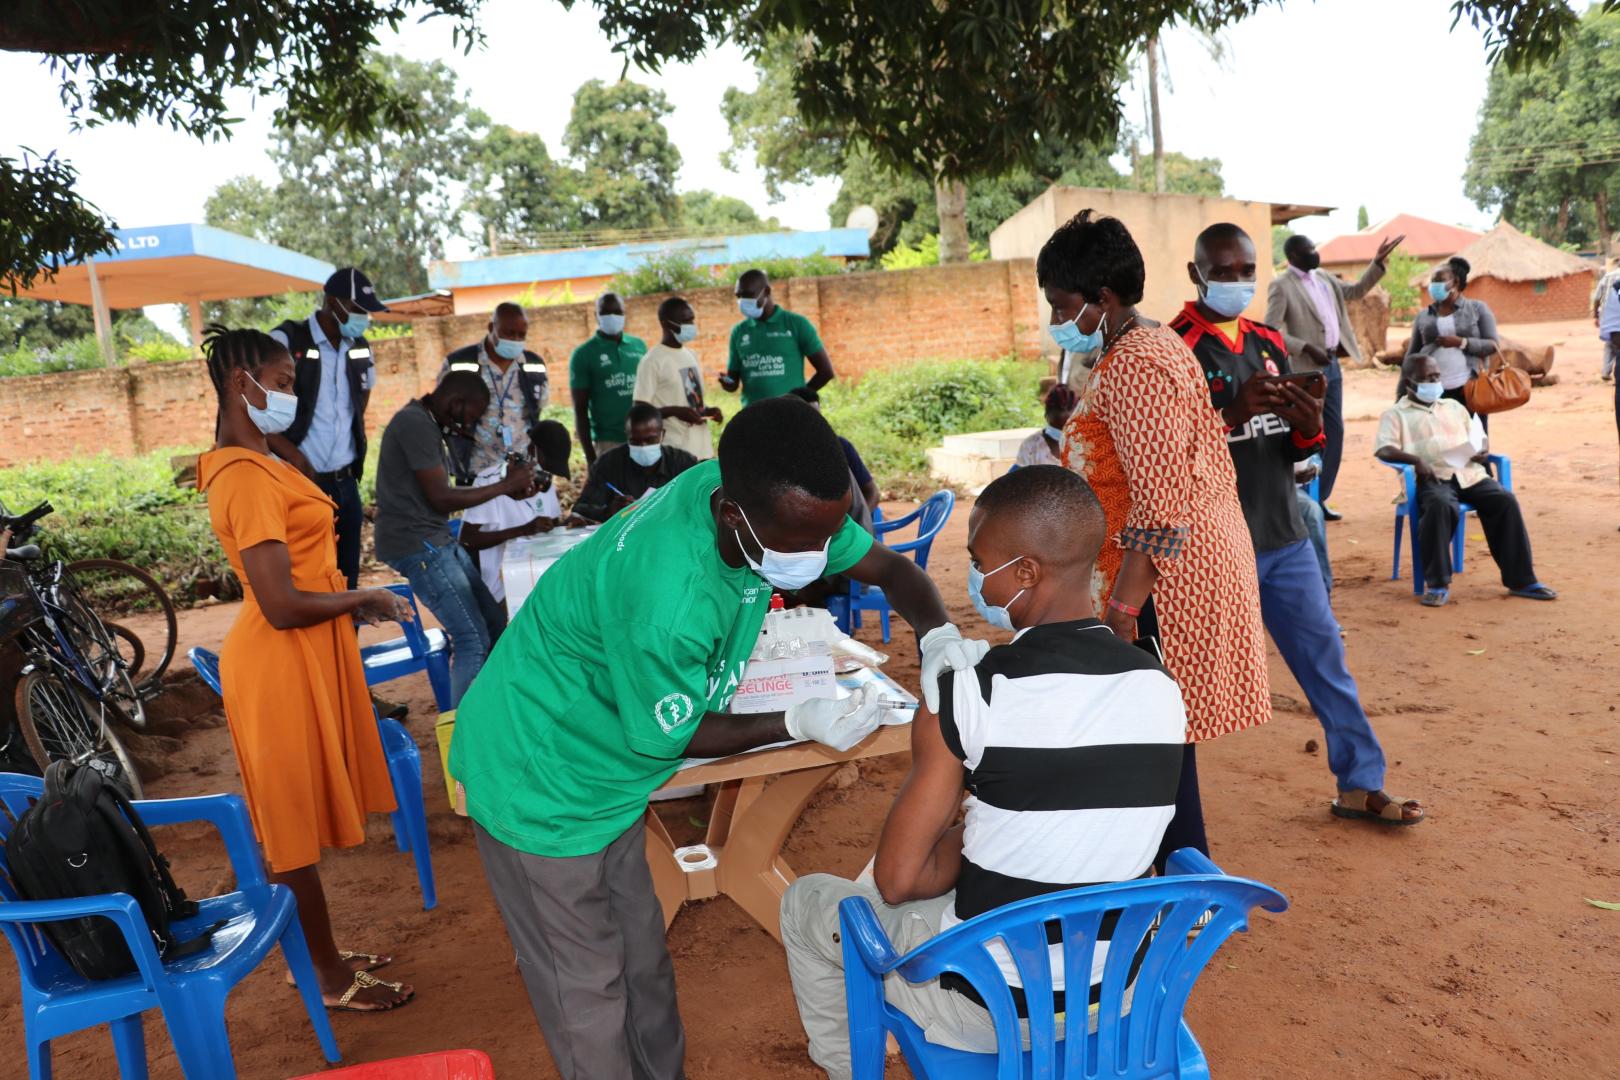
[1,502,144,796]
[64,558,178,698]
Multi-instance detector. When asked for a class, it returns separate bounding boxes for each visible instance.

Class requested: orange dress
[1061,325,1270,744]
[198,447,395,872]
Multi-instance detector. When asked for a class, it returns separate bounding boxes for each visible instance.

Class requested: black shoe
[1322,505,1343,522]
[371,693,409,722]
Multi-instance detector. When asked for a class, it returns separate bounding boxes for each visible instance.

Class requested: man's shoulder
[445,343,481,368]
[1244,320,1288,353]
[978,622,1170,684]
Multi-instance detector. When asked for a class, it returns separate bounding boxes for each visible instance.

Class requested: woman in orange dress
[197,326,416,1012]
[1038,211,1270,868]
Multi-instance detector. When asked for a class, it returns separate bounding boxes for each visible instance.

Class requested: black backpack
[4,760,218,980]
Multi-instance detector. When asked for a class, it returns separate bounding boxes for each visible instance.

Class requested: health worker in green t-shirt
[570,291,648,465]
[720,267,836,405]
[449,395,989,1079]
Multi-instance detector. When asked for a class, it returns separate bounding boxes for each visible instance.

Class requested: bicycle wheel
[49,578,146,731]
[15,668,143,798]
[65,559,177,693]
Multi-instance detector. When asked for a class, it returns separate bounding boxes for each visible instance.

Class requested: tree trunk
[935,178,970,264]
[1596,189,1612,257]
[1554,196,1569,244]
[1147,35,1165,194]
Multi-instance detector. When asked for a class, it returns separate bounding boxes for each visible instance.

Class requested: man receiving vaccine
[452,395,986,1080]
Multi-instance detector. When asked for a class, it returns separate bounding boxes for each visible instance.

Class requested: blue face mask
[332,303,370,339]
[674,322,698,344]
[1050,304,1104,354]
[242,371,298,435]
[1198,270,1256,319]
[738,297,765,319]
[1428,282,1451,303]
[1043,425,1064,442]
[968,554,1026,632]
[597,313,626,336]
[492,337,525,361]
[628,442,663,467]
[1413,380,1444,404]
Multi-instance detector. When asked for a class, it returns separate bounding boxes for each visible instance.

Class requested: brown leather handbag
[1464,348,1531,415]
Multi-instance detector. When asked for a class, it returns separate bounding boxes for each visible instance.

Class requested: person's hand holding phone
[1222,374,1285,429]
[1271,378,1324,437]
[718,372,739,392]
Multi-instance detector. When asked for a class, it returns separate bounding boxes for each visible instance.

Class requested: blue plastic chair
[358,583,453,712]
[188,648,436,911]
[1383,454,1512,594]
[839,849,1287,1080]
[828,491,955,643]
[0,773,340,1080]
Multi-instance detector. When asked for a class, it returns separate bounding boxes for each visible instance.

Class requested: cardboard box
[730,645,837,715]
[433,711,468,816]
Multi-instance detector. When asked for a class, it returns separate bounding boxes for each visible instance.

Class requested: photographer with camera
[374,371,538,707]
[461,420,586,611]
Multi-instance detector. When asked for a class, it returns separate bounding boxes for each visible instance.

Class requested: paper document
[1440,415,1488,470]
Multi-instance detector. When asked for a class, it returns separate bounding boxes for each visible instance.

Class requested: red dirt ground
[3,319,1618,1079]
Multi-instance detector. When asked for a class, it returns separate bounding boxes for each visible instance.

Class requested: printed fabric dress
[198,447,395,872]
[1060,324,1270,743]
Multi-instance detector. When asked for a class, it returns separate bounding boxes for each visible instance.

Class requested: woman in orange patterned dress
[1038,210,1269,867]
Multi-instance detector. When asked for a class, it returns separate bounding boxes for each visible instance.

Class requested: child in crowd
[779,465,1187,1078]
[1015,384,1079,468]
[459,419,577,609]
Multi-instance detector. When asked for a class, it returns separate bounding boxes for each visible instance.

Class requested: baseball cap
[324,267,389,313]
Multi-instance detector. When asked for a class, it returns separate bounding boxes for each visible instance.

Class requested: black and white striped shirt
[937,619,1185,990]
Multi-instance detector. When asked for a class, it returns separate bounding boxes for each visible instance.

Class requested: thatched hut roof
[1409,220,1597,286]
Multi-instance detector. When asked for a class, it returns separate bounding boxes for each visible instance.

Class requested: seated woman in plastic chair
[1374,355,1556,608]
[779,466,1187,1077]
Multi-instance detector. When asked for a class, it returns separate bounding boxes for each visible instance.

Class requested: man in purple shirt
[1265,232,1402,520]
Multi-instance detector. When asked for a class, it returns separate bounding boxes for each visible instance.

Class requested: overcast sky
[5,0,1501,334]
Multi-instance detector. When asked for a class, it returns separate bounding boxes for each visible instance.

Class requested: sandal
[1508,583,1557,601]
[1331,789,1425,827]
[1420,588,1449,607]
[286,949,391,986]
[328,969,414,1012]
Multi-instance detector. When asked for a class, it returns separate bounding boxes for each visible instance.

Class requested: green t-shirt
[569,332,648,442]
[727,307,824,406]
[449,458,874,857]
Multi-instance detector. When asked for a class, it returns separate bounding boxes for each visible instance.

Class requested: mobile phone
[1266,371,1325,386]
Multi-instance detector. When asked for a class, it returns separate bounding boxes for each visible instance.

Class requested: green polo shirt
[727,306,824,405]
[449,458,874,858]
[569,332,648,442]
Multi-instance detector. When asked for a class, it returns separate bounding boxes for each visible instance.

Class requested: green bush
[0,335,106,377]
[819,358,1045,486]
[880,234,989,270]
[609,250,724,297]
[126,338,193,363]
[1,447,228,605]
[1384,251,1431,320]
[748,252,846,280]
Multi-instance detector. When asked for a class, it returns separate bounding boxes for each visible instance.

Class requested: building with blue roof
[427,227,871,314]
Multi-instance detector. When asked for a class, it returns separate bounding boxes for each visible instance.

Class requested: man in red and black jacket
[1169,222,1425,829]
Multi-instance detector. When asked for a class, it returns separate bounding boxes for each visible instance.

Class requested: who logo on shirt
[654,692,696,734]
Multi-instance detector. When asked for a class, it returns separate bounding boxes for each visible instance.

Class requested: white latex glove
[919,622,990,713]
[784,685,884,752]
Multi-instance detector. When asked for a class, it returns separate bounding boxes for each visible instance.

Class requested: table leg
[642,808,686,930]
[714,764,839,942]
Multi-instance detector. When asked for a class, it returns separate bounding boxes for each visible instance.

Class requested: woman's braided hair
[203,323,287,401]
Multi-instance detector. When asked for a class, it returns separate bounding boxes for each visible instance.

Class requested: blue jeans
[387,539,507,707]
[312,472,363,590]
[1296,487,1333,593]
[1256,540,1384,793]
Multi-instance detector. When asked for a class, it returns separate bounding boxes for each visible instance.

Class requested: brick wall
[0,260,1038,467]
[1464,272,1595,324]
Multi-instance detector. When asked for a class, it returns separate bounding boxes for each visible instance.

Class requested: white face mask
[242,371,297,434]
[735,504,829,591]
[597,313,626,336]
[674,322,698,344]
[491,336,525,361]
[628,442,663,467]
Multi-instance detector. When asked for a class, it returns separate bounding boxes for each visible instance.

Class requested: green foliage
[466,124,582,240]
[679,190,779,232]
[565,80,682,230]
[124,338,192,363]
[1,150,117,290]
[1383,251,1431,320]
[0,307,187,376]
[608,251,723,298]
[1357,206,1370,230]
[1270,225,1294,269]
[1125,152,1225,197]
[880,235,989,269]
[202,290,321,332]
[204,53,488,296]
[510,281,582,308]
[0,335,104,377]
[818,359,1045,479]
[748,253,845,280]
[0,447,226,605]
[1465,6,1620,250]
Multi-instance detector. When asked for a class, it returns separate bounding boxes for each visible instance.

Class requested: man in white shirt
[633,296,722,460]
[459,420,576,608]
[1374,355,1554,607]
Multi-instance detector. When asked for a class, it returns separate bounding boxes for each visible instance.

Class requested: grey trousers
[474,819,686,1080]
[780,875,1001,1080]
